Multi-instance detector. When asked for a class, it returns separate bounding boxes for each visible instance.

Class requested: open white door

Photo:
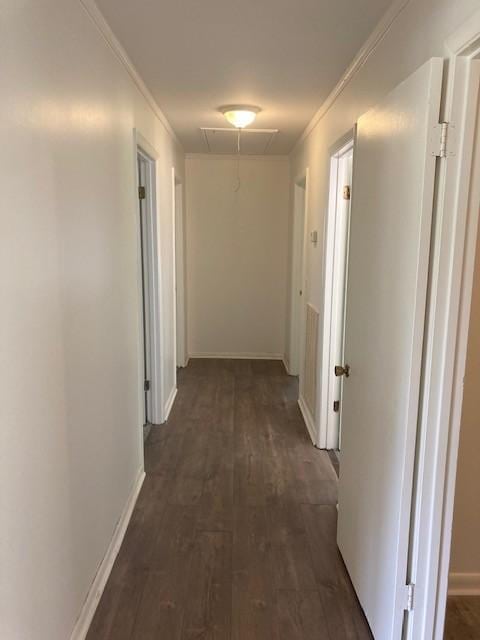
[337,58,444,640]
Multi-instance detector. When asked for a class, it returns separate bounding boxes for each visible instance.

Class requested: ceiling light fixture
[220,105,261,129]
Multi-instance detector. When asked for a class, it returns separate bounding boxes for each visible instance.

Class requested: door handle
[335,364,350,378]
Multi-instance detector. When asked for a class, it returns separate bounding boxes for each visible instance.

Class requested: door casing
[173,174,187,368]
[318,137,353,450]
[288,172,309,378]
[406,13,480,640]
[137,151,153,426]
[134,131,164,428]
[337,57,444,640]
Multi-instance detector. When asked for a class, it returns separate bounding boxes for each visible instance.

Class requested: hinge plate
[429,122,456,158]
[404,583,415,612]
[343,185,351,200]
[333,400,340,413]
[144,380,150,392]
[138,185,146,200]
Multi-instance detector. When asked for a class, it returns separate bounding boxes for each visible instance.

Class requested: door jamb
[406,13,480,640]
[317,135,354,449]
[172,171,188,368]
[288,170,309,378]
[134,130,164,428]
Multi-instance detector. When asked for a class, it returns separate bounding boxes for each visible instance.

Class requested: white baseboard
[298,395,316,446]
[69,469,145,640]
[448,573,480,595]
[282,356,291,374]
[282,357,300,376]
[163,386,178,422]
[189,352,284,360]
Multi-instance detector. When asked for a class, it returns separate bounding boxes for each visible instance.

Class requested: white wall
[288,0,480,568]
[185,154,289,359]
[0,2,183,639]
[449,226,480,576]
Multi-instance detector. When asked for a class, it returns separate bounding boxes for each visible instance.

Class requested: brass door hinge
[343,185,351,200]
[138,185,146,200]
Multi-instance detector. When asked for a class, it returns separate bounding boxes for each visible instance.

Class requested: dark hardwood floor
[444,596,480,639]
[87,359,372,640]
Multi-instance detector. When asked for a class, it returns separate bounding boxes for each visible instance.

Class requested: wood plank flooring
[87,359,372,640]
[444,596,480,639]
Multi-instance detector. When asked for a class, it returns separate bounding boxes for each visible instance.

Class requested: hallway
[87,359,372,639]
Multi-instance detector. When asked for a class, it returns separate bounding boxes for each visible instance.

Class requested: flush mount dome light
[220,105,261,128]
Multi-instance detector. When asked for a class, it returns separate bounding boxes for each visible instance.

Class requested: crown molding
[78,0,181,148]
[446,6,480,55]
[293,0,412,153]
[78,0,411,156]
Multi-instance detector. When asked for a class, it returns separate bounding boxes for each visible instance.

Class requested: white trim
[282,356,292,375]
[289,178,305,377]
[135,132,164,426]
[298,395,316,445]
[171,168,177,371]
[294,0,412,151]
[446,8,480,56]
[448,574,480,596]
[163,386,178,422]
[406,11,480,640]
[317,139,354,449]
[69,469,145,640]
[288,170,310,378]
[78,0,180,147]
[327,129,357,158]
[299,171,311,398]
[189,352,284,360]
[433,59,480,637]
[173,172,188,369]
[171,168,178,378]
[135,131,161,162]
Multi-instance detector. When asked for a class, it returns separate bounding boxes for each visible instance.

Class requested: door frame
[137,150,154,427]
[288,170,309,377]
[406,12,480,640]
[172,171,188,368]
[317,135,354,450]
[134,130,164,428]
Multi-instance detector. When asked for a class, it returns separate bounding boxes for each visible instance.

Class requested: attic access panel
[200,128,278,154]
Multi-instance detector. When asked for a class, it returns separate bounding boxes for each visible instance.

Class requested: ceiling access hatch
[200,127,279,155]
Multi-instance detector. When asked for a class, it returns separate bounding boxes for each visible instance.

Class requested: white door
[337,58,443,640]
[327,146,353,450]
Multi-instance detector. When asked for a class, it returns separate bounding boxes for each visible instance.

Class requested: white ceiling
[96,0,393,154]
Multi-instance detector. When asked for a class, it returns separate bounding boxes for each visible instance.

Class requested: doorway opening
[335,59,443,640]
[288,174,308,377]
[137,147,160,440]
[422,34,480,639]
[174,175,187,369]
[318,139,353,453]
[444,204,480,635]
